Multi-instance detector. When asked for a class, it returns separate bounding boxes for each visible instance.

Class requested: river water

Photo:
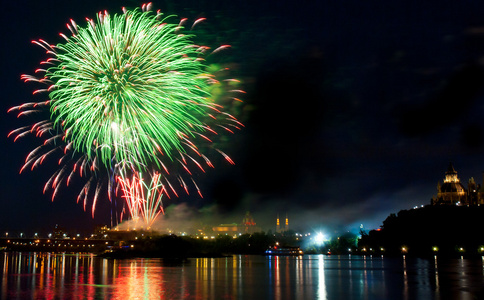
[1,252,483,299]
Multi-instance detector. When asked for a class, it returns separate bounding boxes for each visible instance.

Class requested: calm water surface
[1,252,484,299]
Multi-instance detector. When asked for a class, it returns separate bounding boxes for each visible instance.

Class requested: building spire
[447,162,457,175]
[276,213,280,233]
[285,213,289,232]
[444,163,459,183]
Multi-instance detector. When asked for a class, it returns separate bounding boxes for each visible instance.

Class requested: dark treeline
[358,205,484,257]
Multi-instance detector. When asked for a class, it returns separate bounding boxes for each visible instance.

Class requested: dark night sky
[2,0,484,236]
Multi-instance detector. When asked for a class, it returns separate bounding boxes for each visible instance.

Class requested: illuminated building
[431,163,484,206]
[276,214,280,233]
[285,213,289,232]
[53,224,67,239]
[92,225,110,238]
[212,223,239,234]
[242,211,256,227]
[212,211,262,234]
[275,213,289,233]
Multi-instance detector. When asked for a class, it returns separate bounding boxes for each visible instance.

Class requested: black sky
[2,0,484,235]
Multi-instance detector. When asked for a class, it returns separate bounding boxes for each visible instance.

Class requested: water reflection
[318,255,327,300]
[0,252,483,299]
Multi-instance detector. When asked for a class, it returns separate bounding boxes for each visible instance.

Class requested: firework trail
[117,172,165,229]
[8,3,243,225]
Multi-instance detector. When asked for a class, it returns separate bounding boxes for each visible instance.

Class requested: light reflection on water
[1,252,484,299]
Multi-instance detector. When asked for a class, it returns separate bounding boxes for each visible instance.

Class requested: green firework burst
[49,9,218,170]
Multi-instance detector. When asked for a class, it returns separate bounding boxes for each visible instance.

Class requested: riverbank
[358,205,484,258]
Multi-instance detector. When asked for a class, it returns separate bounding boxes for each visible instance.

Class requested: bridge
[0,237,123,253]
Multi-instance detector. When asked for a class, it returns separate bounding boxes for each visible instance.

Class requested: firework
[117,172,165,228]
[9,4,243,223]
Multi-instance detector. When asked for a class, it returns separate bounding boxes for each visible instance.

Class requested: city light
[315,233,325,245]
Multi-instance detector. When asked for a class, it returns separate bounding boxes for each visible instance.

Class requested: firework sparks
[9,4,243,224]
[117,172,165,228]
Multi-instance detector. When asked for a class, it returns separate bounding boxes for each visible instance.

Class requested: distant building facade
[431,163,484,206]
[212,211,262,234]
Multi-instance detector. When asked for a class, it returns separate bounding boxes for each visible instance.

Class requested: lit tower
[276,213,280,233]
[285,213,289,232]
